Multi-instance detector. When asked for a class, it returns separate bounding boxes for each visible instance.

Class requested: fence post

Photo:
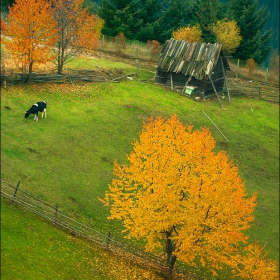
[12,181,20,201]
[236,59,239,79]
[259,87,261,98]
[54,204,58,224]
[106,231,111,250]
[136,60,140,76]
[265,67,268,82]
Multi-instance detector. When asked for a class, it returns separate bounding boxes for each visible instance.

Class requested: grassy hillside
[1,199,165,280]
[1,56,279,278]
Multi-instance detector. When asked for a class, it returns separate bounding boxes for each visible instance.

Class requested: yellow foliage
[211,20,242,54]
[172,25,202,42]
[230,242,279,279]
[101,115,260,275]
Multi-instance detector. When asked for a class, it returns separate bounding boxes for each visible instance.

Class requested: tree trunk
[57,44,65,74]
[57,61,63,75]
[25,61,33,83]
[166,230,176,273]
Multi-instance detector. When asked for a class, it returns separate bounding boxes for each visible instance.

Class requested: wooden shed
[154,39,230,99]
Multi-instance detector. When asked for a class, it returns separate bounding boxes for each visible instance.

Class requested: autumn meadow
[1,52,279,279]
[1,0,279,279]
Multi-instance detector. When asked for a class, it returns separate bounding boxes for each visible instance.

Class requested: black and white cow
[25,101,47,121]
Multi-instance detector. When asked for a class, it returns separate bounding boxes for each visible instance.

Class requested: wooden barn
[154,39,230,99]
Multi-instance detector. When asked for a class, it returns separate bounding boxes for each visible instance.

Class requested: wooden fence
[2,69,137,85]
[226,86,279,103]
[0,180,202,280]
[224,74,279,103]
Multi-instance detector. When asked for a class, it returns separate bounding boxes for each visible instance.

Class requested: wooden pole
[54,204,58,224]
[209,76,224,109]
[236,59,239,79]
[170,72,173,91]
[12,181,20,200]
[181,75,192,95]
[136,60,140,76]
[220,57,230,102]
[202,110,229,142]
[111,73,135,82]
[68,70,73,85]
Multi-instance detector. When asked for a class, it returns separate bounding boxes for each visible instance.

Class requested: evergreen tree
[98,0,192,43]
[228,0,272,64]
[1,0,15,12]
[98,0,115,37]
[99,0,141,39]
[188,0,226,43]
[158,0,191,42]
[134,0,163,42]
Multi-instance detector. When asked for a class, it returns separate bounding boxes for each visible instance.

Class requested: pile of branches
[2,68,135,85]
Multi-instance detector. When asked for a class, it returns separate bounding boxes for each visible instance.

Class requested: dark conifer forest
[1,0,279,64]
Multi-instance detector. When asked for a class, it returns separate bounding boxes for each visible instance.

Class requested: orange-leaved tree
[172,25,202,42]
[211,20,242,54]
[2,0,59,81]
[51,0,104,74]
[230,242,279,279]
[101,115,263,276]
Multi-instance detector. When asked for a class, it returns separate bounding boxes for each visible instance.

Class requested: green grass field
[1,56,279,279]
[1,200,166,280]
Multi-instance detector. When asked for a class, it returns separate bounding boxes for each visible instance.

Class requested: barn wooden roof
[156,39,228,80]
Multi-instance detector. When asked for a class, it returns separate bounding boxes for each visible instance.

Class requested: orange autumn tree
[231,242,279,279]
[51,0,104,74]
[2,0,58,81]
[172,25,202,42]
[101,115,259,275]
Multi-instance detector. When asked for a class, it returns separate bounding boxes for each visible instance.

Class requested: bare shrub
[246,58,257,79]
[114,32,126,56]
[147,40,161,61]
[269,50,279,83]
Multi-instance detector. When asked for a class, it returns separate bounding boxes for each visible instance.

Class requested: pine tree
[188,0,226,43]
[1,0,15,11]
[134,0,163,42]
[98,0,116,37]
[158,0,191,43]
[228,0,272,64]
[98,0,192,43]
[99,0,141,39]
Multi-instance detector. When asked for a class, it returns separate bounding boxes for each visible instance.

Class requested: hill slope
[1,56,279,278]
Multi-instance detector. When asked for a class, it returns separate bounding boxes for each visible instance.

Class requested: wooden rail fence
[225,82,279,103]
[1,180,202,280]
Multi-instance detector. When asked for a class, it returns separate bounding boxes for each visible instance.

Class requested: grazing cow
[25,101,47,121]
